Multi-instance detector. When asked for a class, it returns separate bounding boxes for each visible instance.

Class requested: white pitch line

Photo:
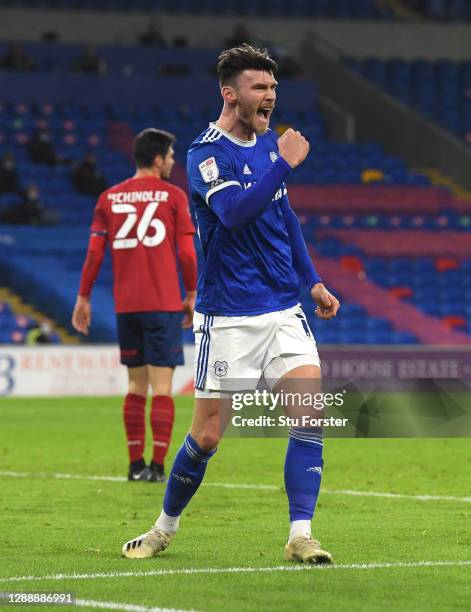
[320,488,471,504]
[1,561,471,585]
[205,482,279,491]
[76,599,198,612]
[206,483,471,503]
[1,470,470,504]
[0,471,126,483]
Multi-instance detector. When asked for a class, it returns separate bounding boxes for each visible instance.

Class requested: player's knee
[199,432,220,452]
[193,430,220,452]
[128,382,148,396]
[128,367,149,396]
[151,382,172,397]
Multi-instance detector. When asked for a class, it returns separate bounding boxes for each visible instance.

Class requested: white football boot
[285,536,333,565]
[122,526,172,559]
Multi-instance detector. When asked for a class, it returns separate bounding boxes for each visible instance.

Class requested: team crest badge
[270,151,278,162]
[213,360,229,377]
[199,157,219,183]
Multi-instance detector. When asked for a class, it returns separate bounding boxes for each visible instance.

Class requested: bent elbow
[219,214,241,231]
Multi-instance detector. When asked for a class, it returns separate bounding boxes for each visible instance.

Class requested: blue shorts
[116,311,184,368]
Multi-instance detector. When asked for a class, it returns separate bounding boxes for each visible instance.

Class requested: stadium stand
[292,181,471,343]
[0,0,393,19]
[0,42,218,76]
[402,0,471,21]
[0,300,37,344]
[0,40,469,346]
[0,288,64,344]
[344,57,471,142]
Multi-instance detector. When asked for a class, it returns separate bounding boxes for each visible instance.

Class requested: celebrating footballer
[122,44,340,564]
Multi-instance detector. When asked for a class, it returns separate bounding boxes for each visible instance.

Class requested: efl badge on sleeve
[199,157,220,183]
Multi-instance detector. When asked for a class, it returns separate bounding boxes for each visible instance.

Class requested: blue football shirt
[187,122,301,316]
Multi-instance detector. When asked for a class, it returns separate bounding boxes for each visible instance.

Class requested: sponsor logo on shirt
[243,182,288,201]
[243,164,252,175]
[209,178,225,190]
[199,156,219,183]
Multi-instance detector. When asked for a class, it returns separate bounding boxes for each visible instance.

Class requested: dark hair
[133,128,175,168]
[217,44,277,86]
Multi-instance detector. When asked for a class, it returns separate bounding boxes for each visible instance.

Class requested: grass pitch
[0,397,470,611]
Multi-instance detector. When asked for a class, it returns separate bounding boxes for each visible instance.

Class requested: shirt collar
[209,122,257,148]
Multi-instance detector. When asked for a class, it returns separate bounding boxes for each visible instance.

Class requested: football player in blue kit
[122,44,340,564]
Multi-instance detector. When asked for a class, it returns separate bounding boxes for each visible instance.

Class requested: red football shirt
[91,176,195,313]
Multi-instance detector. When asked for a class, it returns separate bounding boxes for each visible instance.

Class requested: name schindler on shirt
[108,190,169,203]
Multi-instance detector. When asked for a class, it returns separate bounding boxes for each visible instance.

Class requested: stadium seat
[345,55,471,141]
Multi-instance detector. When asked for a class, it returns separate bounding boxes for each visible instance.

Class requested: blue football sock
[284,429,323,522]
[163,433,216,517]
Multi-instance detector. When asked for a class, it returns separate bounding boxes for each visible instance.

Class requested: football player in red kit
[72,128,197,483]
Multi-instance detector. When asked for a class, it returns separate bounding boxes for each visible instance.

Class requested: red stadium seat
[442,315,467,330]
[340,255,364,273]
[435,257,460,272]
[389,286,413,299]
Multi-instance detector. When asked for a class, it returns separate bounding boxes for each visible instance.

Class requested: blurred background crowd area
[0,0,470,348]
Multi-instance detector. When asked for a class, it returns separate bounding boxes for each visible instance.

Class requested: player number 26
[111,202,166,249]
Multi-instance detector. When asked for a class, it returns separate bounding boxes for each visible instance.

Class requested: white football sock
[155,510,180,535]
[288,519,312,544]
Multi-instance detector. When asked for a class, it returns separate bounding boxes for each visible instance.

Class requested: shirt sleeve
[78,195,108,297]
[208,157,292,230]
[176,233,197,292]
[90,194,108,236]
[280,197,322,289]
[187,143,241,206]
[188,141,292,229]
[78,233,107,298]
[175,189,196,235]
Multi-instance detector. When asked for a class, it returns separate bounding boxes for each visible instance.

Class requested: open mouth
[257,107,272,123]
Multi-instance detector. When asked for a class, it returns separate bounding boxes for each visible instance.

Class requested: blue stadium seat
[346,55,471,140]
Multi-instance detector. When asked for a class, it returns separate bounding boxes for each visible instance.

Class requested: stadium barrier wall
[1,345,470,398]
[0,345,195,397]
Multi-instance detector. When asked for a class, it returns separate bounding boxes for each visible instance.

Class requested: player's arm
[278,129,340,320]
[209,128,311,229]
[174,190,197,328]
[208,156,292,229]
[190,137,299,230]
[177,233,197,329]
[72,199,108,335]
[280,197,321,289]
[72,231,107,335]
[280,198,339,320]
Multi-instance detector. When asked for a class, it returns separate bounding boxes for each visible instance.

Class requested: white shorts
[193,304,320,397]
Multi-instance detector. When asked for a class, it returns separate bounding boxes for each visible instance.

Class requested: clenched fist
[278,128,310,169]
[311,283,340,320]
